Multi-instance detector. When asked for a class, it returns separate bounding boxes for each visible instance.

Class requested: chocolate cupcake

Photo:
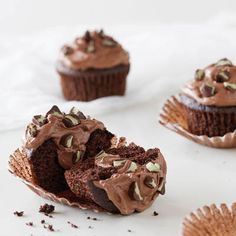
[65,143,166,215]
[57,30,130,101]
[9,105,114,194]
[9,106,167,215]
[180,58,236,137]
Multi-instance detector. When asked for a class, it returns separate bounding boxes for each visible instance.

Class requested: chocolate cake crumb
[39,203,55,214]
[14,211,24,217]
[44,224,55,232]
[88,226,93,229]
[44,213,53,218]
[26,222,33,227]
[67,221,78,228]
[128,229,132,232]
[87,216,91,219]
[41,220,45,224]
[153,211,159,216]
[92,217,98,221]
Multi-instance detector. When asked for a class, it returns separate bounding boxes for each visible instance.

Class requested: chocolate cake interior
[27,128,114,194]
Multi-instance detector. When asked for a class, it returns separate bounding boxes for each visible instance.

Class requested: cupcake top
[23,105,106,169]
[58,30,129,70]
[182,58,236,107]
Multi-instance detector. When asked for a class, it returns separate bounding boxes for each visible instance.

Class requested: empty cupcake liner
[182,203,236,236]
[8,168,105,213]
[159,95,236,148]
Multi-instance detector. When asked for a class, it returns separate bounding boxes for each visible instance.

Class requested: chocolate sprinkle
[26,222,33,227]
[14,211,24,217]
[195,69,205,81]
[70,107,86,119]
[62,114,80,128]
[27,124,38,138]
[44,224,55,232]
[62,45,74,55]
[83,31,91,42]
[67,221,78,228]
[153,211,159,216]
[224,82,236,91]
[60,134,74,148]
[46,105,63,118]
[144,176,157,189]
[32,115,47,127]
[215,71,230,83]
[41,220,45,224]
[128,181,143,201]
[200,83,216,97]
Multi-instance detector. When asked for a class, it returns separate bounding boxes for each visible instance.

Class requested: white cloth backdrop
[1,14,236,131]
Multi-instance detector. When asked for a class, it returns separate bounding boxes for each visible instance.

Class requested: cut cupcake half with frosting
[9,105,167,215]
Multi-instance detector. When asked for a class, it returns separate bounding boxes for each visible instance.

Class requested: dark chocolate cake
[9,105,114,194]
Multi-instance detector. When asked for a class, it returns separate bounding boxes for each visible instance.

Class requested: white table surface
[1,98,236,236]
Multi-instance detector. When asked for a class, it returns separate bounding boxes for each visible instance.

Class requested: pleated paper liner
[8,168,105,213]
[159,95,236,148]
[183,203,236,236]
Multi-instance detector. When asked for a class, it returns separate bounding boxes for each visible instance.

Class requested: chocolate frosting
[58,30,129,70]
[181,58,236,107]
[24,109,104,170]
[93,151,167,215]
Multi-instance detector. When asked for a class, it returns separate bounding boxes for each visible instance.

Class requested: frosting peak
[182,58,236,107]
[58,30,129,70]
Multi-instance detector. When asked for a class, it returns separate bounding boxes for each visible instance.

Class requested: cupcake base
[57,63,130,101]
[180,95,236,137]
[159,95,236,148]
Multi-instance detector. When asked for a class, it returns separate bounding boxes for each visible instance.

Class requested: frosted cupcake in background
[160,58,236,148]
[57,30,130,101]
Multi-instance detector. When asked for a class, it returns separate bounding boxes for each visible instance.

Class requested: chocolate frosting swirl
[93,150,167,215]
[182,58,236,107]
[24,107,104,169]
[58,30,129,70]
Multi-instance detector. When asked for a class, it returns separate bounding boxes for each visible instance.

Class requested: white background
[1,1,236,236]
[1,0,236,38]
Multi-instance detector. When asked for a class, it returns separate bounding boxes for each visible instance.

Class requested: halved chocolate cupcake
[65,143,167,215]
[9,106,167,214]
[180,58,236,137]
[9,105,114,194]
[57,30,130,101]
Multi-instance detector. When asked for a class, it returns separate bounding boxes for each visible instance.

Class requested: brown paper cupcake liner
[58,64,130,101]
[8,167,105,213]
[159,95,236,148]
[183,203,236,236]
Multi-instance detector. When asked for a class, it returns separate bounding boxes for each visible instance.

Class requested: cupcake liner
[159,95,236,148]
[58,64,130,101]
[182,203,236,236]
[8,167,105,213]
[179,95,236,137]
